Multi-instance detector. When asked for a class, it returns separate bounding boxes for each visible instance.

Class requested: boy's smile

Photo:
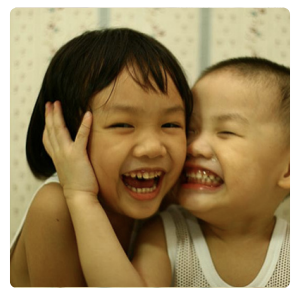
[182,166,223,190]
[87,68,187,219]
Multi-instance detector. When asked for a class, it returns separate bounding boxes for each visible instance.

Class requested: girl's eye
[110,123,133,128]
[162,123,181,128]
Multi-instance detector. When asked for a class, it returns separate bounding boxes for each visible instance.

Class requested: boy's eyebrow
[212,113,249,124]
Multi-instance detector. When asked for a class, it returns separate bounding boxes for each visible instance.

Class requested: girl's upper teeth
[124,171,162,179]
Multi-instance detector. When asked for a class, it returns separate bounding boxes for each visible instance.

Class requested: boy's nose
[133,133,167,159]
[187,134,214,160]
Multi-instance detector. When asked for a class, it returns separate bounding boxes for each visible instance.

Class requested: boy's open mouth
[183,168,223,187]
[122,170,163,194]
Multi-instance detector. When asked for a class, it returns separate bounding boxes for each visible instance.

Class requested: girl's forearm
[66,195,146,287]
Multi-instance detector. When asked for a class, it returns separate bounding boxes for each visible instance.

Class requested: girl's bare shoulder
[24,182,75,249]
[26,182,70,223]
[23,182,86,286]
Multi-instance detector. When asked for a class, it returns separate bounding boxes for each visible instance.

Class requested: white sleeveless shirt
[160,205,290,287]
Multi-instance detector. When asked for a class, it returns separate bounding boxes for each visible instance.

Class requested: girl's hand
[43,101,99,200]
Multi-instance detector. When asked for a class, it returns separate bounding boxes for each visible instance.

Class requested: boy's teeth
[186,169,221,183]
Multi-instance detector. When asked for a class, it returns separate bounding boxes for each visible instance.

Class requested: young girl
[10,28,193,287]
[42,57,289,287]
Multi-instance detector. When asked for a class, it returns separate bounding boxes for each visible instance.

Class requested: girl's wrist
[64,190,99,205]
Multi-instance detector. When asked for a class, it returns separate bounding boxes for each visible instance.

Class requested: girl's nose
[133,133,167,159]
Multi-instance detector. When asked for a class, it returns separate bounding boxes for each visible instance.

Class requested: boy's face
[87,69,187,219]
[179,71,289,223]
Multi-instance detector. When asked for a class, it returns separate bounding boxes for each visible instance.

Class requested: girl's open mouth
[122,170,164,200]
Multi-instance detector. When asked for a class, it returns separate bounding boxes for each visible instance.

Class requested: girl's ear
[277,163,290,190]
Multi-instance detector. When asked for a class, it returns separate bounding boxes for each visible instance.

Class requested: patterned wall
[10,8,290,241]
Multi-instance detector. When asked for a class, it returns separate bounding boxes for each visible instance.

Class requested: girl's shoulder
[24,181,73,238]
[24,181,73,243]
[22,181,86,286]
[27,182,68,219]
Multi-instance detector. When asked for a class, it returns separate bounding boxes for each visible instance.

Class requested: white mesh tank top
[160,205,290,287]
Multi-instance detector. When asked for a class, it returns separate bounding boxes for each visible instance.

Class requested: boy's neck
[199,215,276,242]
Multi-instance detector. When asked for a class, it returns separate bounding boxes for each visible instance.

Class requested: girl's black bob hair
[26,28,193,179]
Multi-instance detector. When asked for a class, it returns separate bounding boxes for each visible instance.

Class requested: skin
[180,71,290,227]
[178,70,290,286]
[87,69,187,220]
[41,69,289,287]
[10,68,187,287]
[12,68,289,287]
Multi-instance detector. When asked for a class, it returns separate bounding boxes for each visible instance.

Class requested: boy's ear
[277,163,290,190]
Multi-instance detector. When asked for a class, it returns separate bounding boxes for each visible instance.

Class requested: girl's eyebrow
[102,104,185,115]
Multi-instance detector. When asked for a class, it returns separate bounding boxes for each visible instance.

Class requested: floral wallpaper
[10,7,290,241]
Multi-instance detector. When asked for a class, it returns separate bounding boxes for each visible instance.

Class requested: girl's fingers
[45,102,59,151]
[74,111,92,151]
[45,101,92,155]
[52,101,72,147]
[42,127,53,158]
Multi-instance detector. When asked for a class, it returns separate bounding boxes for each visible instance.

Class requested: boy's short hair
[26,28,193,179]
[199,57,290,141]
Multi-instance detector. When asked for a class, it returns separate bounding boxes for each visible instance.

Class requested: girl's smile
[122,168,164,201]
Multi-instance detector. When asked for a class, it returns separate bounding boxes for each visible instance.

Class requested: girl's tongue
[123,176,156,189]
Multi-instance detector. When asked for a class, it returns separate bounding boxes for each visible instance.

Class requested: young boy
[161,57,290,287]
[43,57,290,287]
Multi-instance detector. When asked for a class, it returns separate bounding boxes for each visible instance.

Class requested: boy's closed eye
[218,131,236,135]
[217,130,244,138]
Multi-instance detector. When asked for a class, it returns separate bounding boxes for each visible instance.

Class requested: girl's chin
[124,204,161,220]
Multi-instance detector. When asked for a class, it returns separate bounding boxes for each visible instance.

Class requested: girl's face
[179,71,289,225]
[87,69,187,219]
